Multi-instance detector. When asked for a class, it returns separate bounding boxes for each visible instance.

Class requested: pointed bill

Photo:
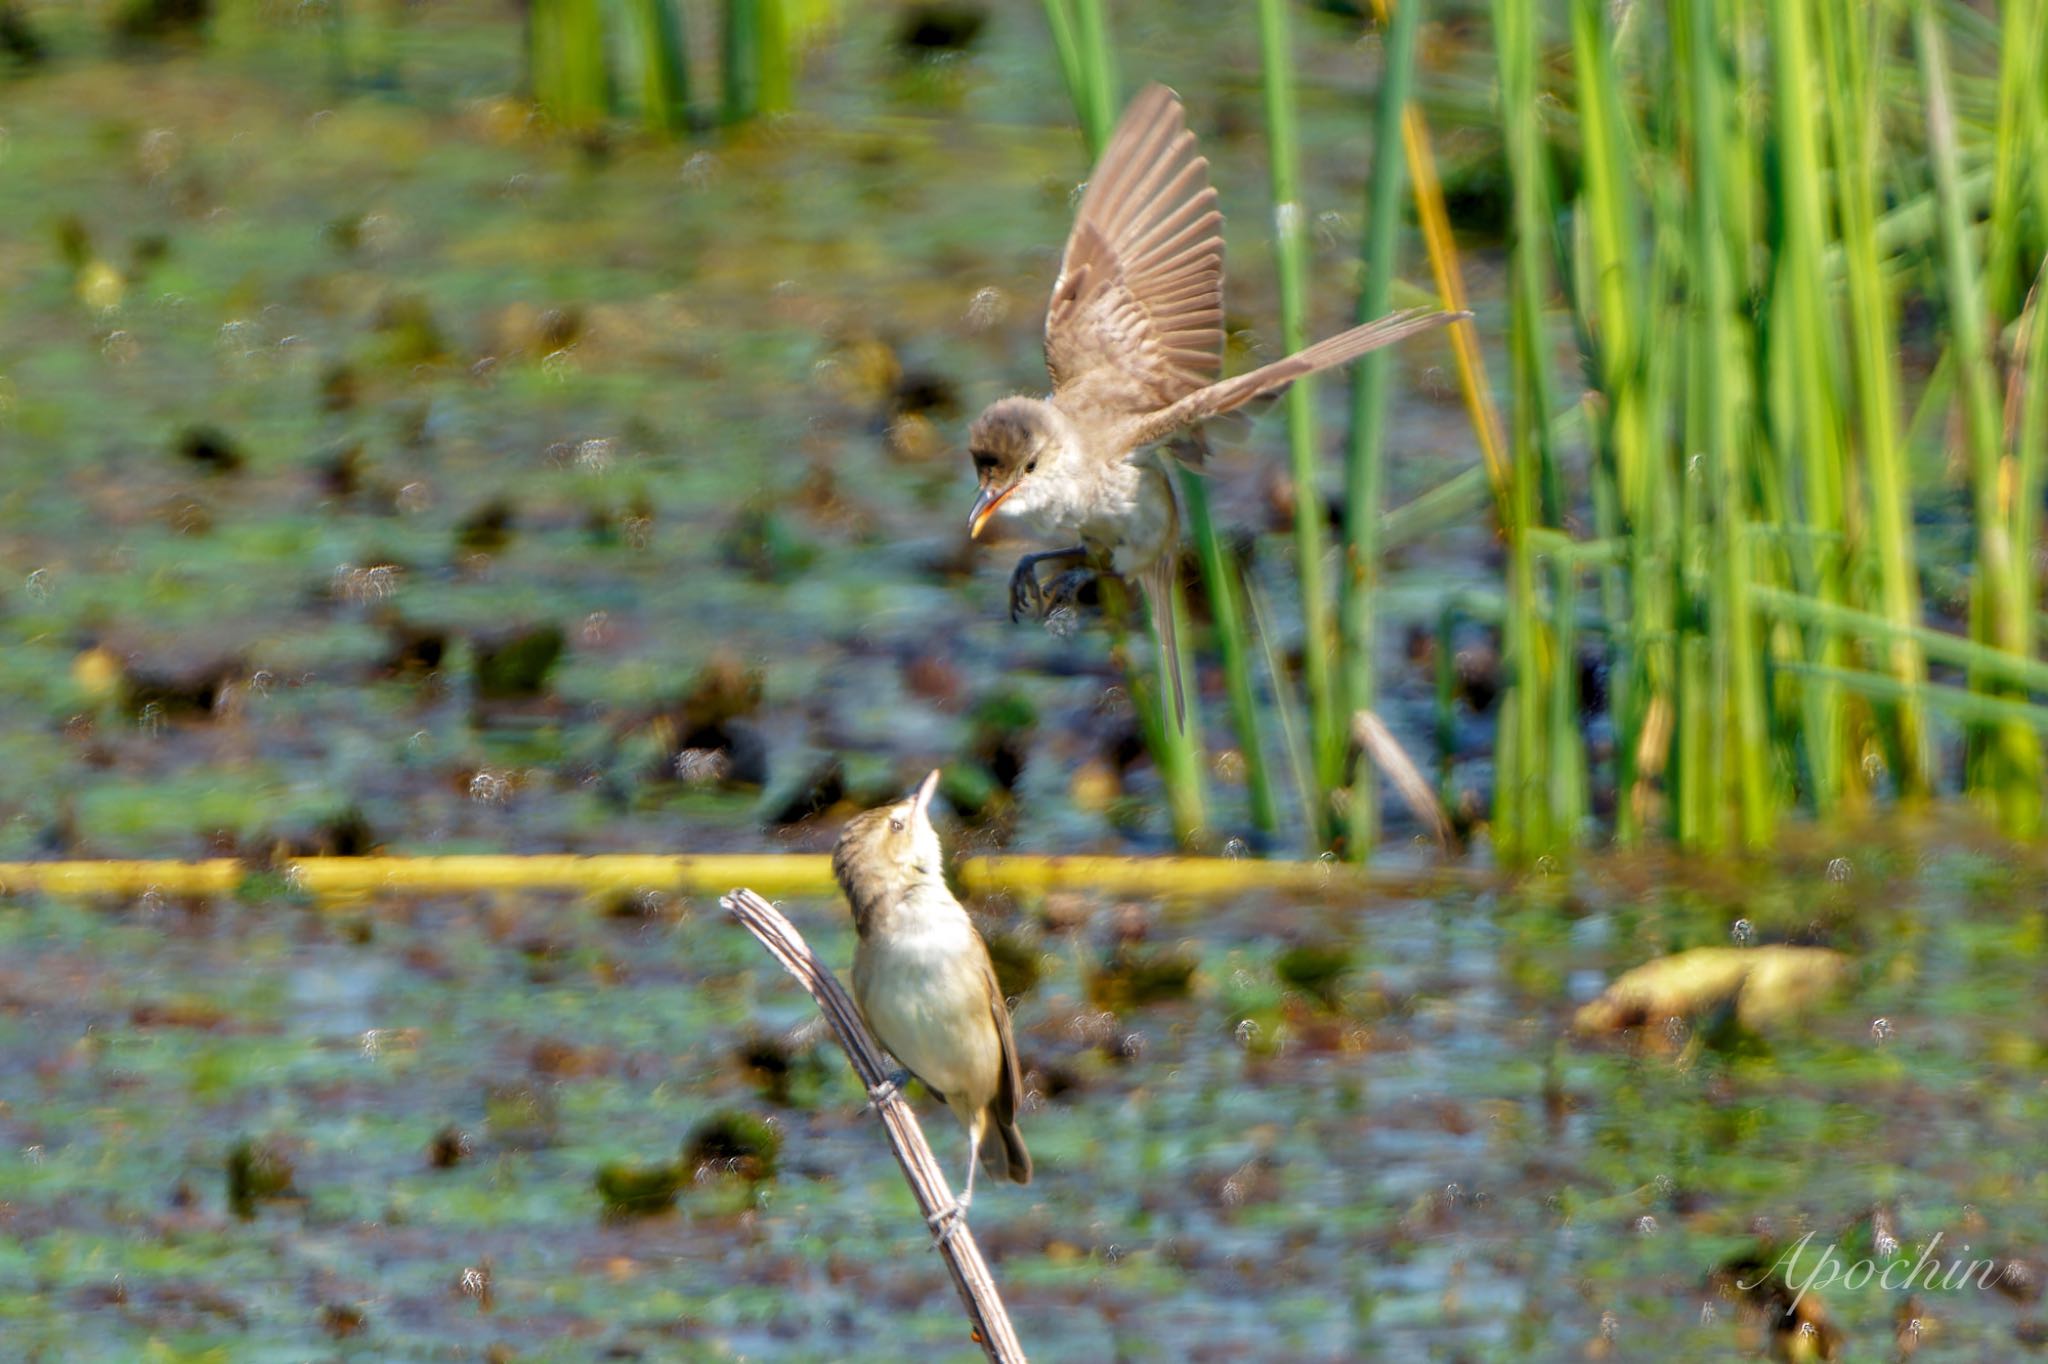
[911,769,942,822]
[969,483,1017,539]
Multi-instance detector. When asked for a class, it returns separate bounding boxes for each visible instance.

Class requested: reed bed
[1026,0,2048,863]
[526,0,829,134]
[1529,0,2048,855]
[510,0,2048,862]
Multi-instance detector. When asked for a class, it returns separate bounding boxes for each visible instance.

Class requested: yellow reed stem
[1369,0,1511,516]
[0,855,1470,903]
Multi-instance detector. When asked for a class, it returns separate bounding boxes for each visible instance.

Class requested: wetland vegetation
[0,1,2044,1360]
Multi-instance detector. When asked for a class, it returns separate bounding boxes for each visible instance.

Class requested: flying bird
[966,83,1463,725]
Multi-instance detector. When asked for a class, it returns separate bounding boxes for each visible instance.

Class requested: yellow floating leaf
[1575,946,1850,1034]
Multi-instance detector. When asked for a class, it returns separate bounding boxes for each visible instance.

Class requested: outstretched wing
[1044,84,1224,442]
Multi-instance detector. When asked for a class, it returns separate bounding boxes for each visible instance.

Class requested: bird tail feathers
[1135,307,1466,446]
[981,1112,1032,1186]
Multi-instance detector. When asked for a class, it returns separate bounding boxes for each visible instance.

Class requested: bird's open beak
[911,768,941,822]
[968,483,1016,540]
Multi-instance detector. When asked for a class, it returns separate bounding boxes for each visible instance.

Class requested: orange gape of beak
[968,482,1019,540]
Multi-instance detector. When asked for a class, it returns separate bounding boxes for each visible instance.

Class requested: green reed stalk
[1983,0,2047,822]
[1783,663,2048,735]
[2007,2,2048,560]
[1338,0,1421,860]
[1245,570,1323,856]
[624,0,691,134]
[1379,464,1489,551]
[1766,0,1859,816]
[1490,0,1540,860]
[1566,0,1665,843]
[567,0,609,126]
[722,0,760,124]
[757,0,794,116]
[1149,580,1209,845]
[529,0,560,118]
[1917,0,2041,834]
[1043,0,1107,139]
[1489,0,1577,861]
[1983,0,2045,326]
[2017,275,2048,690]
[1816,0,1931,800]
[1044,0,1089,135]
[1673,0,1770,849]
[1072,0,1116,149]
[1186,484,1278,837]
[1254,0,1343,830]
[1754,585,2048,693]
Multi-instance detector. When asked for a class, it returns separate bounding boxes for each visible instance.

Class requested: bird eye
[1025,459,1037,474]
[889,818,905,832]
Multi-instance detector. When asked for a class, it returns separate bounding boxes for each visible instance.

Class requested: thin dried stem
[1352,710,1456,851]
[718,888,1028,1364]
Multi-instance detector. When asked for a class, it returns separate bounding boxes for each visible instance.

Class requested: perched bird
[832,770,1030,1229]
[966,83,1464,724]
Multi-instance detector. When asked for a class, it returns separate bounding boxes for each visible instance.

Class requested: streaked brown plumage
[832,771,1029,1221]
[966,83,1465,725]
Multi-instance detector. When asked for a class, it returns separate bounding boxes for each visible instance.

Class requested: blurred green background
[1,3,2044,1362]
[0,0,1491,863]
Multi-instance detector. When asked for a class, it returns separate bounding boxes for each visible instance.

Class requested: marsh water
[0,4,2043,1361]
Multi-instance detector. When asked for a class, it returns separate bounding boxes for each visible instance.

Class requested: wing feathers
[981,952,1031,1184]
[1092,125,1193,231]
[1043,86,1466,465]
[1045,85,1226,424]
[1124,191,1216,254]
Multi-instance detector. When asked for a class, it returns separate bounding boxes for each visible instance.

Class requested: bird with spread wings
[966,83,1462,727]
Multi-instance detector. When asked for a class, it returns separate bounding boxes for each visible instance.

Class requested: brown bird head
[831,770,945,921]
[966,397,1059,539]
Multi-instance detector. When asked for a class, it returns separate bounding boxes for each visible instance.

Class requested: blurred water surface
[0,5,2040,1361]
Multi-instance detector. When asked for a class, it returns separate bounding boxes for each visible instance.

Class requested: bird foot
[1041,567,1098,614]
[927,1196,971,1248]
[864,1069,913,1112]
[1007,547,1089,622]
[1008,560,1047,623]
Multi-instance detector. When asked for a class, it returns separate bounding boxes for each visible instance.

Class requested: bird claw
[1006,548,1090,623]
[927,1196,970,1248]
[1007,560,1046,623]
[864,1069,912,1112]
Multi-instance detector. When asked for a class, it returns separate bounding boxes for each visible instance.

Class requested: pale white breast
[853,904,1000,1112]
[1082,459,1174,575]
[990,436,1176,583]
[1002,449,1107,542]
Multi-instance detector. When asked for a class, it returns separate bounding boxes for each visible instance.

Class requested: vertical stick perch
[719,888,1029,1364]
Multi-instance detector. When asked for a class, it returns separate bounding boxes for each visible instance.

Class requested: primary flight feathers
[1045,83,1226,428]
[966,82,1467,731]
[1041,83,1464,456]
